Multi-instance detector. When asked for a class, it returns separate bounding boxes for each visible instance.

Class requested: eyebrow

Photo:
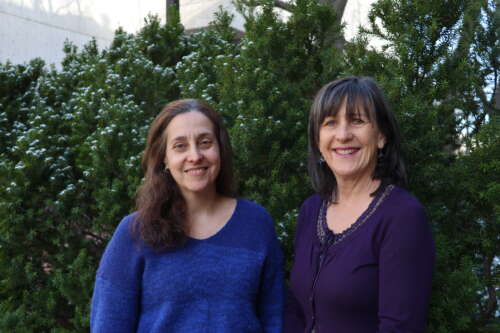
[170,132,214,142]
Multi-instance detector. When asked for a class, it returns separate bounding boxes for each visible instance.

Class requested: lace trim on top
[317,184,395,247]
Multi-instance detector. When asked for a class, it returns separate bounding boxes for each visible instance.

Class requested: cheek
[209,143,221,162]
[318,132,329,153]
[165,151,182,169]
[210,149,221,167]
[208,149,222,176]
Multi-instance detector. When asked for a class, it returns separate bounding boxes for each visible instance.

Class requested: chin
[183,182,215,194]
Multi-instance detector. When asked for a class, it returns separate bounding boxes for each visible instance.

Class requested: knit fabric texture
[91,198,284,333]
[284,186,435,333]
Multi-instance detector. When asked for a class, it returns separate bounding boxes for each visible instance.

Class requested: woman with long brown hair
[91,99,284,332]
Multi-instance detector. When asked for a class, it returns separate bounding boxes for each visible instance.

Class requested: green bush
[0,0,497,331]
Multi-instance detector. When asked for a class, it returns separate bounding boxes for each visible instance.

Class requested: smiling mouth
[185,167,209,175]
[334,148,359,155]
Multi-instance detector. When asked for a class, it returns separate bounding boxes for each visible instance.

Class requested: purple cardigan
[284,186,434,333]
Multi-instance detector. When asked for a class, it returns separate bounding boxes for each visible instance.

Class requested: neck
[183,189,219,216]
[335,175,380,204]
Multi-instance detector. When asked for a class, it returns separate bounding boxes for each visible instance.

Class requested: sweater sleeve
[283,202,308,332]
[90,215,144,333]
[257,214,285,333]
[377,201,435,333]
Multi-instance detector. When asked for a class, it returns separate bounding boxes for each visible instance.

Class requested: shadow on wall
[0,0,115,66]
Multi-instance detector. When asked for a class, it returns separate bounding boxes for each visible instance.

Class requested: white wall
[181,0,245,32]
[0,0,165,66]
[1,0,381,67]
[181,0,381,47]
[342,0,383,48]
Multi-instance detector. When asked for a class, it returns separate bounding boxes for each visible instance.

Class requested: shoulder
[375,186,432,246]
[110,212,139,244]
[289,193,322,245]
[299,193,322,214]
[235,198,274,225]
[300,193,323,210]
[383,186,426,222]
[96,212,145,279]
[100,213,142,262]
[297,193,322,227]
[230,198,279,246]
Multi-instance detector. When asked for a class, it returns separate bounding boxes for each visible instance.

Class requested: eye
[199,138,213,148]
[172,142,187,151]
[323,118,336,127]
[352,118,365,125]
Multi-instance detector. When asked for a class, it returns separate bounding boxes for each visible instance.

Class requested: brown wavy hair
[133,99,235,250]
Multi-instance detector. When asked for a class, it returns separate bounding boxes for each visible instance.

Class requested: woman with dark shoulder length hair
[284,77,435,333]
[91,99,284,333]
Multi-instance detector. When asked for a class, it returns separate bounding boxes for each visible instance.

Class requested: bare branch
[166,0,180,24]
[494,75,499,111]
[319,0,348,20]
[274,0,293,12]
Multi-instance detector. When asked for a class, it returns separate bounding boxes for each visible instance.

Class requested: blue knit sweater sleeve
[257,209,285,333]
[90,214,144,333]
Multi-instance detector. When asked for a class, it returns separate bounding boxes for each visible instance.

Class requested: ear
[377,133,386,149]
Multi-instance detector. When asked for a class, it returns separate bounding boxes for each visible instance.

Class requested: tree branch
[319,0,348,20]
[166,0,180,24]
[274,0,293,12]
[477,253,498,325]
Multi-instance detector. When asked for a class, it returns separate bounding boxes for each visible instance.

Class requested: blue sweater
[91,199,284,332]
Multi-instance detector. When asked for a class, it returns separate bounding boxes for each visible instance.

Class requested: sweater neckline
[187,198,240,243]
[316,184,394,248]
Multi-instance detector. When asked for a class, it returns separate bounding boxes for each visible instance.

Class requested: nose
[336,122,352,142]
[187,146,203,163]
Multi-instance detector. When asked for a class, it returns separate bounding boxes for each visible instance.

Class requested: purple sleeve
[377,203,435,333]
[284,288,305,332]
[283,204,307,332]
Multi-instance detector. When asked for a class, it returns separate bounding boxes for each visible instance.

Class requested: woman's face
[164,111,221,197]
[318,101,385,183]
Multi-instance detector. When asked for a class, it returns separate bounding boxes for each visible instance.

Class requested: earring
[319,157,325,164]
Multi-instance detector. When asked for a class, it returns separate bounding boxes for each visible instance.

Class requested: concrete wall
[181,0,245,32]
[0,0,165,66]
[1,0,380,67]
[342,0,382,48]
[179,0,292,32]
[181,0,380,46]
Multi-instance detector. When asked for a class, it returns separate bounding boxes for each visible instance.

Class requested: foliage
[344,0,499,331]
[0,0,497,331]
[0,15,186,331]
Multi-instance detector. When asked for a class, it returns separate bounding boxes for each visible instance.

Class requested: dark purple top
[284,186,435,333]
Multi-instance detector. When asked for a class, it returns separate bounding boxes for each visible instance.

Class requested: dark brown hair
[308,76,407,201]
[134,99,235,250]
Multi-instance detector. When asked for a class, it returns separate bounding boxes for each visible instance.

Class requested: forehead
[165,111,215,141]
[321,95,374,121]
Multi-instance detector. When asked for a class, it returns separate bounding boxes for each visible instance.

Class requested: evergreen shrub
[0,0,497,331]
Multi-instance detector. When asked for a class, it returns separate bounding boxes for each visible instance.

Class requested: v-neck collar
[316,184,395,248]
